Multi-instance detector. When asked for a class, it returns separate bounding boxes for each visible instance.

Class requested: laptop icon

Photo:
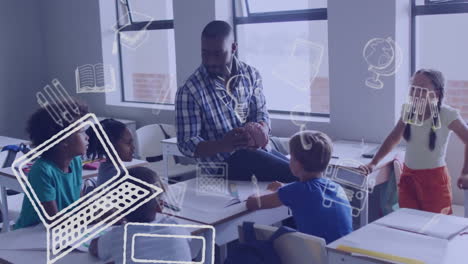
[12,113,163,264]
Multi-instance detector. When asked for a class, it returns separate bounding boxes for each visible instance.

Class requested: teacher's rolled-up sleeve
[249,69,271,131]
[175,85,205,157]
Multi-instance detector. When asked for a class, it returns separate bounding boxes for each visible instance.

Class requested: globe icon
[363,37,401,89]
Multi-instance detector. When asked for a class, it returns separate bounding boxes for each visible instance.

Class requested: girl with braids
[87,119,136,186]
[361,69,468,214]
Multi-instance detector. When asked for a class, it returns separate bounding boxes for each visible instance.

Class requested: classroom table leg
[202,228,215,264]
[464,190,468,218]
[218,244,228,264]
[162,152,169,183]
[359,192,369,228]
[0,186,10,232]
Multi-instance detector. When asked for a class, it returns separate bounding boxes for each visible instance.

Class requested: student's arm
[42,201,58,218]
[448,119,468,189]
[361,120,406,174]
[246,192,283,211]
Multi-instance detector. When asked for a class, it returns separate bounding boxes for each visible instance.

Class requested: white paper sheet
[338,224,448,264]
[374,208,468,240]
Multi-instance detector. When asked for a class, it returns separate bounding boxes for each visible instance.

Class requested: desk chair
[136,124,196,182]
[12,114,163,264]
[238,224,328,264]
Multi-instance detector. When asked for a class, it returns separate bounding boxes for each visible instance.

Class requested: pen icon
[252,175,261,208]
[36,79,80,127]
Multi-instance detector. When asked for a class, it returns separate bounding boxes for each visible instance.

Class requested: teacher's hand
[221,127,250,152]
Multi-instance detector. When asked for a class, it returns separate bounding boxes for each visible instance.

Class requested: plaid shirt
[175,58,270,164]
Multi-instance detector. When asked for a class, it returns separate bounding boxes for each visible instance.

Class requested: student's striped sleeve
[249,68,271,131]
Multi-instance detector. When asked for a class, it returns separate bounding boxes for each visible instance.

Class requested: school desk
[327,209,468,264]
[161,178,290,263]
[0,136,28,149]
[0,216,210,264]
[0,159,148,232]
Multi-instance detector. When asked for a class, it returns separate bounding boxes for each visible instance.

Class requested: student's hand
[246,195,261,211]
[360,162,376,175]
[267,181,284,192]
[221,128,250,152]
[457,175,468,189]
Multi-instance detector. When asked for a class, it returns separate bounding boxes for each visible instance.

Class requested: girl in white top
[361,69,468,214]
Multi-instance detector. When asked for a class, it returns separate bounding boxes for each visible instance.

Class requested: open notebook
[374,208,468,240]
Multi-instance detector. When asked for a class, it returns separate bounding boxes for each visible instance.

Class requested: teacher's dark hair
[201,20,233,39]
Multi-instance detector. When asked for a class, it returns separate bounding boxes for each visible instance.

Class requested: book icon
[75,63,116,93]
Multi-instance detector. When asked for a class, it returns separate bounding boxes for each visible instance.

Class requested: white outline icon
[363,37,402,89]
[418,206,451,234]
[76,63,116,93]
[215,74,256,124]
[322,159,376,217]
[112,10,154,53]
[272,38,324,91]
[36,79,80,127]
[196,162,229,196]
[123,222,215,264]
[151,76,174,116]
[251,175,261,208]
[12,113,163,264]
[289,104,313,150]
[160,181,187,217]
[402,86,441,129]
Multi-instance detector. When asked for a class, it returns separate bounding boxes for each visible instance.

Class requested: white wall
[327,0,410,143]
[39,0,106,117]
[0,0,47,139]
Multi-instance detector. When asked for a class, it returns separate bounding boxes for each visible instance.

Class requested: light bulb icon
[224,74,254,123]
[363,37,402,89]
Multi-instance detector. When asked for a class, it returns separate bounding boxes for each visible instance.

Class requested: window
[412,0,468,120]
[115,0,176,106]
[234,0,329,116]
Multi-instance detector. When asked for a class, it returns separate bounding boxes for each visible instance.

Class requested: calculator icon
[322,159,375,217]
[196,162,229,196]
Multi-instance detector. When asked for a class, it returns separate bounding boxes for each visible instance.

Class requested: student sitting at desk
[86,118,136,186]
[246,131,353,243]
[361,69,468,214]
[14,101,89,229]
[89,167,192,263]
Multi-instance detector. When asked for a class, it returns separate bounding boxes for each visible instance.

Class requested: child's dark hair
[86,119,127,160]
[289,130,333,173]
[403,69,445,151]
[126,167,159,223]
[26,99,88,155]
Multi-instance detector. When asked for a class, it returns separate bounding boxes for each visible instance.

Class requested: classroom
[0,0,468,263]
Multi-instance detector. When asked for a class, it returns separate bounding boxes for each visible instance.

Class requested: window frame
[411,0,468,74]
[115,0,176,106]
[232,0,329,118]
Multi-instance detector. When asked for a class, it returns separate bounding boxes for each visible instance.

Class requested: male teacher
[175,20,295,182]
